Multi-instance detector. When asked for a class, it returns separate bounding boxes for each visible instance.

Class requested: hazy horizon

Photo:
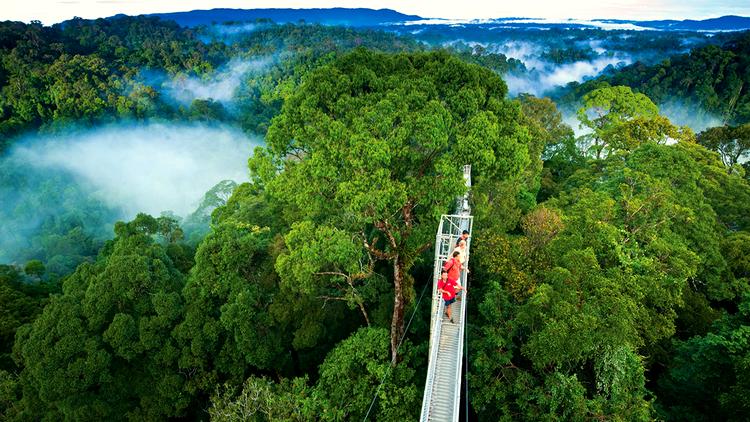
[6,1,750,26]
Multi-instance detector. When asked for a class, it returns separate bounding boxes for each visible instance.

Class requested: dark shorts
[444,297,456,306]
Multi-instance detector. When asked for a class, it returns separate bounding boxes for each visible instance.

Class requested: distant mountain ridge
[147,8,422,27]
[598,15,750,31]
[144,8,750,31]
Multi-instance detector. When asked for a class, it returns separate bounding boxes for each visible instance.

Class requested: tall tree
[175,223,290,395]
[577,86,659,159]
[250,49,532,362]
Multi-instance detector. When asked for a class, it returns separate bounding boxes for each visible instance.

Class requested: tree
[208,327,420,421]
[0,369,21,420]
[0,265,54,372]
[275,221,379,326]
[182,180,238,243]
[518,94,575,156]
[607,115,693,152]
[251,49,532,362]
[175,223,289,395]
[12,214,188,421]
[45,54,113,121]
[23,260,45,279]
[469,278,652,420]
[557,33,750,125]
[209,376,317,422]
[516,94,582,201]
[577,86,659,159]
[657,293,750,421]
[313,327,420,421]
[697,123,750,172]
[467,138,746,420]
[676,140,750,233]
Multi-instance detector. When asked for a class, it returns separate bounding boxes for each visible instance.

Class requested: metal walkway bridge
[420,165,473,422]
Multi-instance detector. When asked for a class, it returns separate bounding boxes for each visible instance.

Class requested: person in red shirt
[437,269,463,323]
[443,251,462,283]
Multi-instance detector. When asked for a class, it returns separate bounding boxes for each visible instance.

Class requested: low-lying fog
[0,122,259,266]
[164,57,272,105]
[12,122,257,217]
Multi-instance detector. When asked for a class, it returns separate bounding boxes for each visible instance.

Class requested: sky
[5,0,750,25]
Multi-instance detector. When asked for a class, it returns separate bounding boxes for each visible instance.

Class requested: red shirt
[438,279,457,300]
[443,258,461,282]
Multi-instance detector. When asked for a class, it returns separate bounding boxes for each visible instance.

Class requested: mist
[165,57,273,105]
[558,100,723,147]
[561,112,589,139]
[658,100,725,132]
[211,22,270,37]
[487,40,630,96]
[428,29,721,98]
[134,57,273,108]
[439,39,633,96]
[0,122,259,269]
[505,56,630,96]
[13,122,257,217]
[490,40,543,67]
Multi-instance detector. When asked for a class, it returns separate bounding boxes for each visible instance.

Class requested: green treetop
[577,86,660,160]
[250,49,533,363]
[697,123,750,172]
[12,214,188,421]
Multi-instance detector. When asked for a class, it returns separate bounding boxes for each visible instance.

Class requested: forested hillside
[1,14,750,422]
[0,16,423,147]
[556,32,750,126]
[0,17,423,281]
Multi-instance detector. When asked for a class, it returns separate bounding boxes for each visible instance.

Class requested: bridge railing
[420,165,472,422]
[420,213,473,421]
[420,288,445,419]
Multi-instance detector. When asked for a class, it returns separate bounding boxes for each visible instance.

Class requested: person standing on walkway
[443,251,462,284]
[437,269,463,323]
[455,230,470,247]
[449,243,468,301]
[454,239,468,272]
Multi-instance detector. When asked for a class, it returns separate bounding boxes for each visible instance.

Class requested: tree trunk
[390,254,406,365]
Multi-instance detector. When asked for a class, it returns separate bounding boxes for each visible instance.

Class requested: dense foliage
[252,48,535,362]
[1,14,750,422]
[0,17,224,143]
[11,214,189,420]
[556,32,750,126]
[0,17,423,149]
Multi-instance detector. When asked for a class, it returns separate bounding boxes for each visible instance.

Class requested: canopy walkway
[420,165,473,422]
